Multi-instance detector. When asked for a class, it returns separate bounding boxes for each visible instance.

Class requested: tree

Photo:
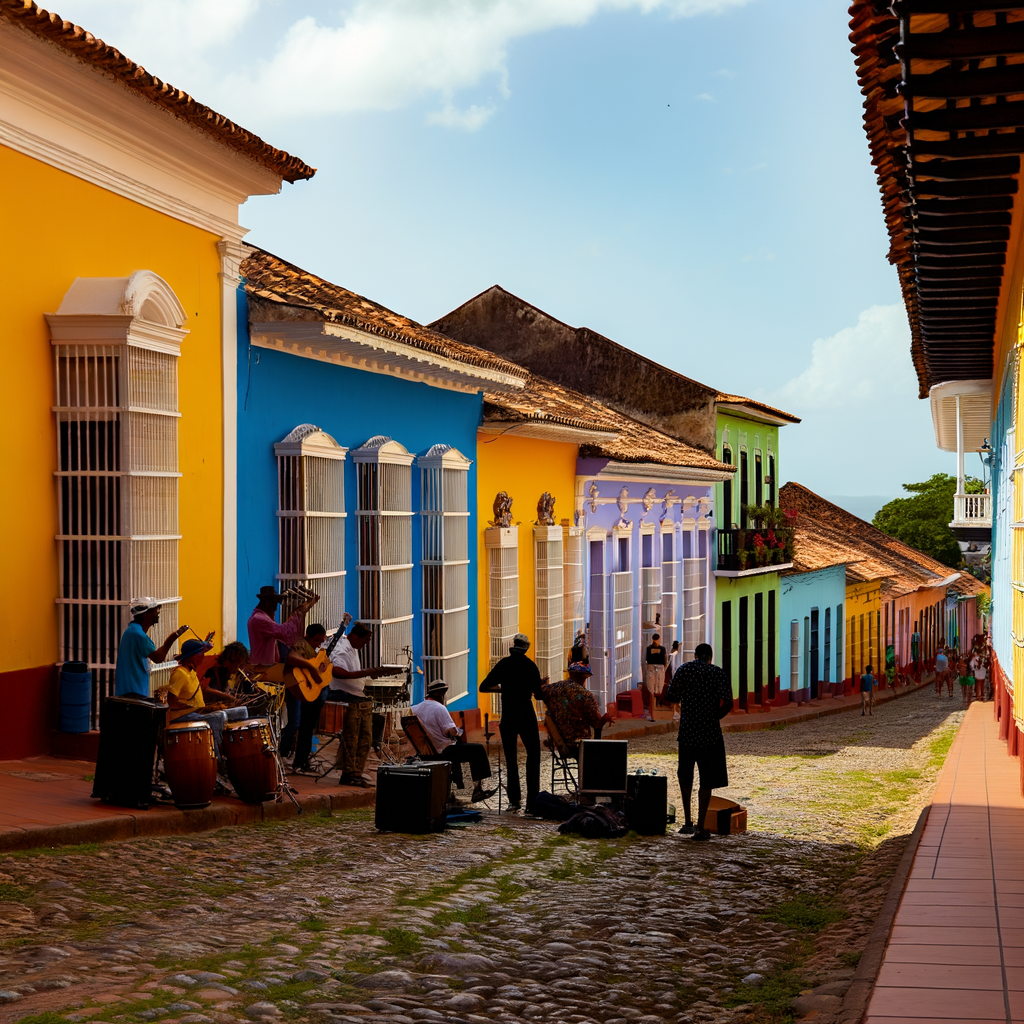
[872,472,983,569]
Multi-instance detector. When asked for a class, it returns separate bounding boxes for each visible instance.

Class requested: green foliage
[381,927,422,955]
[873,473,982,568]
[725,966,806,1021]
[299,915,327,932]
[0,883,28,902]
[761,893,846,932]
[978,591,992,617]
[14,1013,68,1024]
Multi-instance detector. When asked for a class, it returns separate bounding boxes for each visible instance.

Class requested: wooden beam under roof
[915,240,1008,255]
[915,212,1012,227]
[913,156,1021,180]
[903,65,1024,99]
[916,226,1012,242]
[914,104,1024,133]
[899,24,1024,61]
[896,2,1024,12]
[916,196,1014,215]
[914,176,1019,197]
[914,134,1024,159]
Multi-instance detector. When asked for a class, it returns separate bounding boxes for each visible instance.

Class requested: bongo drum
[164,720,217,810]
[223,718,277,804]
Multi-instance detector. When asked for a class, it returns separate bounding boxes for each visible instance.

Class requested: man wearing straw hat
[114,597,188,698]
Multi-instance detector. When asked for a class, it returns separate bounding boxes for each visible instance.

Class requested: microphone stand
[484,712,502,815]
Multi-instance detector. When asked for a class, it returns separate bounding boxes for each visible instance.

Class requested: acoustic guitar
[292,613,352,702]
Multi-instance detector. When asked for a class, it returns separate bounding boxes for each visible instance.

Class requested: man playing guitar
[285,623,330,774]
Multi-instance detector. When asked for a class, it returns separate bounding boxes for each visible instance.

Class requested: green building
[713,394,801,709]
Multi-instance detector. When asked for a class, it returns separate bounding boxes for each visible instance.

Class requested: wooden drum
[164,720,217,810]
[223,718,277,804]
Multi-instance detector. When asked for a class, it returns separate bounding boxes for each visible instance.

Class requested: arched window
[722,443,733,528]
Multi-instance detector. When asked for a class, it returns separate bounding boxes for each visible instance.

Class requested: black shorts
[678,734,728,791]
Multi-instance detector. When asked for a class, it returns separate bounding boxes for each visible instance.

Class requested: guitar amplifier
[375,761,451,833]
[579,739,628,794]
[92,695,164,808]
[625,773,668,835]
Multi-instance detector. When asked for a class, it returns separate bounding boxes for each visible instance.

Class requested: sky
[56,0,964,503]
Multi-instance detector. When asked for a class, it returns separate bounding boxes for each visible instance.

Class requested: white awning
[928,380,992,453]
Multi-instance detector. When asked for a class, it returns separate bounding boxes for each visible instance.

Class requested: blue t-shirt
[114,622,156,696]
[859,672,875,693]
[935,653,948,672]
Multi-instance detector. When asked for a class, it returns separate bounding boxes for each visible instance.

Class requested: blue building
[779,564,847,705]
[235,247,526,710]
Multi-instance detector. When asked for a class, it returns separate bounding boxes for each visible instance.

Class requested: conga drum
[223,718,277,803]
[164,720,217,809]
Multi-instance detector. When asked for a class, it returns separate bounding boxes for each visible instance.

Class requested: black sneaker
[678,824,696,835]
[471,786,498,803]
[692,828,712,842]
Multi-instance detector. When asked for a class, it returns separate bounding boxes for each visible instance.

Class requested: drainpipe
[790,619,800,700]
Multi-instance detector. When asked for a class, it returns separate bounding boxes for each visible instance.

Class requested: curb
[0,788,376,854]
[837,804,931,1024]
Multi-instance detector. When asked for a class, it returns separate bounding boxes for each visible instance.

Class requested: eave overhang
[928,378,993,450]
[249,320,526,395]
[479,420,620,445]
[578,459,735,485]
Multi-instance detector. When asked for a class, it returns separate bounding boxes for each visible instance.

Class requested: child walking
[860,664,875,716]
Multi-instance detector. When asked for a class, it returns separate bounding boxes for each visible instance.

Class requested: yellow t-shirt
[167,665,204,723]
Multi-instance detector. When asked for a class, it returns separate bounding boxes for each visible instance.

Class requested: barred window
[274,425,347,632]
[419,445,471,702]
[485,524,519,716]
[562,525,584,668]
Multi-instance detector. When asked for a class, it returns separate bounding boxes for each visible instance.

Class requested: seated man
[411,679,496,803]
[285,623,331,775]
[541,661,610,749]
[204,641,252,696]
[161,638,248,760]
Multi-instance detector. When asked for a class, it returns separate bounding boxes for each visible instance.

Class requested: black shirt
[645,643,667,666]
[665,659,733,748]
[480,650,545,712]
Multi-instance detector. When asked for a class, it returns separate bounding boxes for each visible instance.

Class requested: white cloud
[765,305,954,496]
[55,0,755,129]
[696,92,716,102]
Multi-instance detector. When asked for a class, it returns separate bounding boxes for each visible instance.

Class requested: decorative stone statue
[588,481,600,513]
[537,492,556,526]
[642,487,657,513]
[492,491,513,528]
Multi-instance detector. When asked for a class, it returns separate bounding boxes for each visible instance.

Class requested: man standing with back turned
[665,643,733,842]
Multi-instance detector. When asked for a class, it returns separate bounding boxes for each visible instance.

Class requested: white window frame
[587,528,610,710]
[534,524,564,684]
[611,526,634,694]
[484,524,519,715]
[351,436,414,669]
[274,424,348,633]
[640,523,662,652]
[660,521,679,652]
[48,272,186,725]
[562,525,585,667]
[419,444,471,703]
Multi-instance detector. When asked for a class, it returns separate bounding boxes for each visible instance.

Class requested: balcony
[950,491,991,529]
[716,525,794,576]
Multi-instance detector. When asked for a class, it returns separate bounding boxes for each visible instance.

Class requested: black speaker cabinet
[625,773,668,835]
[375,761,451,833]
[579,739,628,794]
[92,695,164,808]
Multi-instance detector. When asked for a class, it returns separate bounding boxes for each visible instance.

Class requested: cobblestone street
[0,688,965,1024]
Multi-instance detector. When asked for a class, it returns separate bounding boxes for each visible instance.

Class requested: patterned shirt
[541,680,604,747]
[665,659,733,748]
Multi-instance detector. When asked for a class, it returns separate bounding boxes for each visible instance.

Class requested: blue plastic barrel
[59,661,92,733]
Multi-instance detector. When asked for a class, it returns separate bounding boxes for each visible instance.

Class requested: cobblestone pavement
[0,687,965,1024]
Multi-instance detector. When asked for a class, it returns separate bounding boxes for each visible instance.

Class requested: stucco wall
[714,573,782,704]
[780,564,847,697]
[236,317,482,710]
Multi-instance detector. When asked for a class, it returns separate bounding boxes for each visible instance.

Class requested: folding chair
[544,714,579,798]
[400,715,465,790]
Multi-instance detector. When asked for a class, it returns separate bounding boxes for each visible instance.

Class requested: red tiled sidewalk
[866,701,1024,1024]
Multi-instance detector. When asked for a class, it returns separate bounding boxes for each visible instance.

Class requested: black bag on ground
[558,804,627,838]
[532,790,576,821]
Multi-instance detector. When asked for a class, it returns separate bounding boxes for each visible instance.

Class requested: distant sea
[823,495,897,524]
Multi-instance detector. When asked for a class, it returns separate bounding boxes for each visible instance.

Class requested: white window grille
[562,525,584,667]
[534,525,564,682]
[612,527,633,693]
[351,436,414,669]
[587,531,610,709]
[274,425,347,633]
[48,273,187,726]
[681,520,709,660]
[660,523,679,651]
[419,445,471,702]
[485,525,519,715]
[640,525,662,652]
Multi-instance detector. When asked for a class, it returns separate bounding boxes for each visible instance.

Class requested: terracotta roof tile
[241,246,529,380]
[485,375,734,473]
[1,1,314,183]
[715,392,801,424]
[780,481,987,599]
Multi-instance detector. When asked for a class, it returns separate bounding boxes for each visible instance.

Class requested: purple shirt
[247,608,302,665]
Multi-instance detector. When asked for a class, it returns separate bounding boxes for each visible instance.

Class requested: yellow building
[0,4,312,757]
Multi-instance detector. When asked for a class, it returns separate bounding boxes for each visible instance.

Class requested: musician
[541,661,610,748]
[247,585,318,758]
[480,632,545,814]
[282,623,330,774]
[326,622,403,788]
[115,597,189,698]
[411,679,496,803]
[161,639,248,759]
[204,641,251,696]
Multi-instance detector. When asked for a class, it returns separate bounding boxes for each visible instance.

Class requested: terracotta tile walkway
[867,701,1024,1024]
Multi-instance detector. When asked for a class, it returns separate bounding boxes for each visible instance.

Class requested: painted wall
[0,144,225,756]
[474,432,579,692]
[780,564,847,702]
[714,571,781,707]
[236,319,482,710]
[715,412,781,528]
[844,580,881,683]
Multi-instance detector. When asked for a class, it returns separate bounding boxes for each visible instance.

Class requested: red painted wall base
[0,664,56,760]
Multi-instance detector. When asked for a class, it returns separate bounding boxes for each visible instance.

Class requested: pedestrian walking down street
[934,646,948,698]
[971,648,986,703]
[480,632,545,814]
[860,664,875,715]
[958,656,975,710]
[664,643,733,842]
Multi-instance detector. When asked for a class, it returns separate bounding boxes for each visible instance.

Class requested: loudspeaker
[375,761,451,833]
[579,739,628,794]
[625,773,668,835]
[92,695,164,809]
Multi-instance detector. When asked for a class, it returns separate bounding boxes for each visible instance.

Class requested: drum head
[225,718,265,732]
[167,719,211,734]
